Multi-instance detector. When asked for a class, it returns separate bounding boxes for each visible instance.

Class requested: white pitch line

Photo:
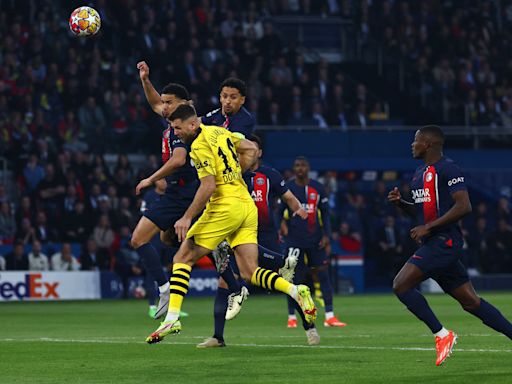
[0,337,511,353]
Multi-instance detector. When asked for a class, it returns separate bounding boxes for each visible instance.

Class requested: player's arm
[235,138,258,172]
[410,190,472,241]
[137,61,164,116]
[135,147,187,195]
[388,187,416,218]
[281,191,307,219]
[174,175,216,242]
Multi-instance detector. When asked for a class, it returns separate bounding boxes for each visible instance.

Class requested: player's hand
[279,221,288,237]
[135,178,153,195]
[388,187,402,204]
[319,235,330,250]
[174,216,192,242]
[410,225,430,242]
[137,61,149,81]
[293,207,308,219]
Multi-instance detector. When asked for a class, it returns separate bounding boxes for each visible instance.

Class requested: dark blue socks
[213,288,229,342]
[317,269,334,312]
[466,298,512,339]
[396,289,443,333]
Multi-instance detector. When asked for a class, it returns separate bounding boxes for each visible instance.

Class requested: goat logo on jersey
[448,177,464,186]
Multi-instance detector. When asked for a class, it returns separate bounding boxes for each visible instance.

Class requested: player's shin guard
[465,298,512,339]
[251,267,293,294]
[317,269,334,312]
[257,244,286,269]
[396,289,443,333]
[165,263,192,322]
[137,243,167,286]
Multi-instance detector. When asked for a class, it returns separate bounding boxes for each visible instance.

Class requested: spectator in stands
[15,218,37,245]
[0,202,16,244]
[5,240,28,270]
[485,219,512,272]
[51,243,80,271]
[34,211,58,244]
[467,217,489,272]
[334,221,362,252]
[23,154,45,193]
[496,197,511,223]
[61,201,91,243]
[37,163,66,216]
[376,215,404,276]
[92,214,115,256]
[78,96,106,149]
[115,226,144,298]
[28,240,49,271]
[80,238,110,271]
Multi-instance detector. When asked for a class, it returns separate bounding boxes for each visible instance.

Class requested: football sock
[219,265,241,293]
[314,281,321,297]
[251,267,293,293]
[396,289,443,333]
[287,295,296,315]
[465,298,512,339]
[325,311,334,320]
[317,269,334,312]
[257,244,285,270]
[213,288,229,342]
[434,327,449,338]
[165,263,192,322]
[145,273,158,306]
[137,243,167,286]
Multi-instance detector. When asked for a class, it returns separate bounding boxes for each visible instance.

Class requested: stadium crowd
[1,0,512,281]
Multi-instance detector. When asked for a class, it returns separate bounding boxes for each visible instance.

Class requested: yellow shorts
[186,197,258,250]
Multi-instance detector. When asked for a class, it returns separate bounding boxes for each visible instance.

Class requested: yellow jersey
[190,124,252,203]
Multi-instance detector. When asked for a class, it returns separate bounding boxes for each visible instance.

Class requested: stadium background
[2,0,511,296]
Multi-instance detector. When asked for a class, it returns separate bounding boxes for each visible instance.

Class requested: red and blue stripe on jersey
[284,179,331,247]
[161,124,196,190]
[410,157,467,244]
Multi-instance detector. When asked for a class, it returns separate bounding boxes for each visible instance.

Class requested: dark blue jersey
[409,156,467,245]
[161,124,197,192]
[283,178,331,247]
[201,106,255,137]
[246,165,289,236]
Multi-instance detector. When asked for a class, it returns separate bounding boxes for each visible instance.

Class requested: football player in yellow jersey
[146,104,317,344]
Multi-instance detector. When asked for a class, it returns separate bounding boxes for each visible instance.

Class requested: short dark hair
[248,134,262,149]
[220,77,247,97]
[161,83,190,100]
[419,125,445,143]
[168,104,197,121]
[294,155,309,165]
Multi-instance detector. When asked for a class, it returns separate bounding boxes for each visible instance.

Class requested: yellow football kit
[186,124,258,250]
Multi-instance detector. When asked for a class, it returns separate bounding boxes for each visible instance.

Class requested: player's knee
[460,296,481,312]
[239,270,254,283]
[130,234,145,249]
[392,278,405,296]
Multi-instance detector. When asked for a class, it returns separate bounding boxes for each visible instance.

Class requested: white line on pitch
[0,337,511,353]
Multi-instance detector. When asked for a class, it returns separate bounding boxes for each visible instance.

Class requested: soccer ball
[69,6,101,37]
[133,286,146,299]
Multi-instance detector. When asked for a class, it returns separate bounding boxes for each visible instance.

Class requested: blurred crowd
[1,0,512,280]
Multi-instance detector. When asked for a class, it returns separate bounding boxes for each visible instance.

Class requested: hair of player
[419,125,445,144]
[161,83,190,100]
[248,134,262,149]
[168,103,197,121]
[220,77,247,97]
[294,155,310,165]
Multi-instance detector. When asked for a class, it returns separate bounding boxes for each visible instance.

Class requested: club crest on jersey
[256,177,265,186]
[425,172,433,182]
[309,193,316,200]
[412,188,431,203]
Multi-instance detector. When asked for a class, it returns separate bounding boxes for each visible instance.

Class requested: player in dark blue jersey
[131,61,198,319]
[201,77,255,138]
[389,125,512,366]
[281,156,347,328]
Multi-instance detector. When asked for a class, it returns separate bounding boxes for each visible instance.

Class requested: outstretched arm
[281,190,307,219]
[137,61,164,116]
[135,147,187,195]
[236,139,258,172]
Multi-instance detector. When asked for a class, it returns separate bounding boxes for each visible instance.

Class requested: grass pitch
[1,293,511,383]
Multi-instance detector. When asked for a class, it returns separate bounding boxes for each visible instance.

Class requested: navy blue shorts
[286,243,329,268]
[227,233,283,276]
[143,183,197,231]
[408,235,469,293]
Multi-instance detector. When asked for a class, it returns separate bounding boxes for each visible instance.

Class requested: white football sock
[325,311,334,320]
[434,327,449,338]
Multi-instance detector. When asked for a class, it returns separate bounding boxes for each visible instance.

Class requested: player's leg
[131,216,168,288]
[284,245,302,327]
[146,238,212,344]
[446,270,512,339]
[309,247,346,327]
[197,276,229,348]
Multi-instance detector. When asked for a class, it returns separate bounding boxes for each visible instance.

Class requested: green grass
[1,293,511,384]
